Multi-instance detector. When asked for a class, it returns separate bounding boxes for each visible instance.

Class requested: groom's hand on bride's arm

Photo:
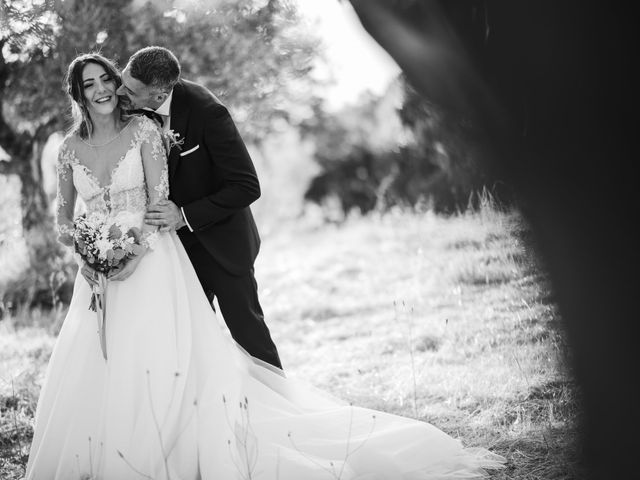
[145,200,187,232]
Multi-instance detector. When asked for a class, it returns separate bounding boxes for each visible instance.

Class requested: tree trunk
[23,128,53,231]
[0,121,52,234]
[1,118,71,309]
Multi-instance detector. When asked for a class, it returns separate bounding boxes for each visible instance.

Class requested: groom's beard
[117,94,136,112]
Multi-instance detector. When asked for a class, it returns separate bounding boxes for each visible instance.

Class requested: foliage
[2,0,130,134]
[0,0,321,309]
[127,0,319,142]
[0,228,75,314]
[398,80,500,209]
[302,77,509,219]
[2,0,318,139]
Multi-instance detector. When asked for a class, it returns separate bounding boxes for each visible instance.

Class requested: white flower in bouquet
[95,238,113,260]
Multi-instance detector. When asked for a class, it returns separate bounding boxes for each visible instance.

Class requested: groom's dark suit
[165,79,281,369]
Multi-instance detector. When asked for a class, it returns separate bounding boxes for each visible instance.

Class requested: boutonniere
[162,129,184,153]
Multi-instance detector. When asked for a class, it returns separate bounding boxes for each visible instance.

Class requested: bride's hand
[108,250,147,282]
[80,264,99,288]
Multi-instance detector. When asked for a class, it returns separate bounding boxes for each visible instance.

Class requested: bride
[25,52,505,479]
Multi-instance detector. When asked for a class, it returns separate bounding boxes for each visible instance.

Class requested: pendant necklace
[83,127,123,148]
[81,121,132,184]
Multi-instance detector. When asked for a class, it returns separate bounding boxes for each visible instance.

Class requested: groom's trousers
[184,241,283,370]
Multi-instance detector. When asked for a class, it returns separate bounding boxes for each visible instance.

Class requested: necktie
[145,110,164,127]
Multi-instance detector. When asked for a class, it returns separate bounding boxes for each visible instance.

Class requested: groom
[116,46,282,370]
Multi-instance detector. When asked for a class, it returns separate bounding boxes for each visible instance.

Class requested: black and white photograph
[1,1,637,479]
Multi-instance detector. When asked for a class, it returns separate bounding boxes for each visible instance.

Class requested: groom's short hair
[128,46,181,93]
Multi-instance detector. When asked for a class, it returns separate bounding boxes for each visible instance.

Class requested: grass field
[0,205,582,479]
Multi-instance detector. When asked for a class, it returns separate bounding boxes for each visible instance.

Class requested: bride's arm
[109,117,168,281]
[56,140,77,246]
[56,141,98,287]
[139,117,170,245]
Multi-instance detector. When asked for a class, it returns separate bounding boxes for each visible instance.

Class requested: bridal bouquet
[71,212,146,360]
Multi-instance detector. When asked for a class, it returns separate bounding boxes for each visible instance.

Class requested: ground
[0,205,582,479]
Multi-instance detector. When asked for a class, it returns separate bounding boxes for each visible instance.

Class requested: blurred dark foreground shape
[348,1,639,478]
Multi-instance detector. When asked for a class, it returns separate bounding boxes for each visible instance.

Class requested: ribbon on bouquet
[89,273,108,361]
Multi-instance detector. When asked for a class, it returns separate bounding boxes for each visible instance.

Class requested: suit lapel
[168,81,190,179]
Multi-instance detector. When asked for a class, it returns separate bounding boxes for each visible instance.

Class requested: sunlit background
[294,0,400,110]
[0,1,578,478]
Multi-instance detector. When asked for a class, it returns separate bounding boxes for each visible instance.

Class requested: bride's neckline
[74,149,137,191]
[73,120,138,190]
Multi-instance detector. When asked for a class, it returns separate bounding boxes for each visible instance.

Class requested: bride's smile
[82,63,118,115]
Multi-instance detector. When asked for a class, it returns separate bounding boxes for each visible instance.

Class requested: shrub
[0,225,75,316]
[303,78,512,219]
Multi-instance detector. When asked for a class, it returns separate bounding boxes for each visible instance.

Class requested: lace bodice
[56,116,169,238]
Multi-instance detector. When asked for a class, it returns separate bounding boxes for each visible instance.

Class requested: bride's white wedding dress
[26,116,504,479]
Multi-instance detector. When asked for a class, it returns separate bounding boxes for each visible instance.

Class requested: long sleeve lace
[56,140,77,246]
[136,117,169,248]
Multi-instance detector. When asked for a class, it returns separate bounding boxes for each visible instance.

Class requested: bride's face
[82,63,118,117]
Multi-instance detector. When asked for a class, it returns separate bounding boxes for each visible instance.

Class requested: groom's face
[117,66,165,111]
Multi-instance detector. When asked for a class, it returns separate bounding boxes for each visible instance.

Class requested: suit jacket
[167,79,261,276]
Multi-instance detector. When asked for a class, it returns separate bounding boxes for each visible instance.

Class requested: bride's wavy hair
[64,53,127,139]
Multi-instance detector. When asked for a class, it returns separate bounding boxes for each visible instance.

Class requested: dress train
[26,231,504,479]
